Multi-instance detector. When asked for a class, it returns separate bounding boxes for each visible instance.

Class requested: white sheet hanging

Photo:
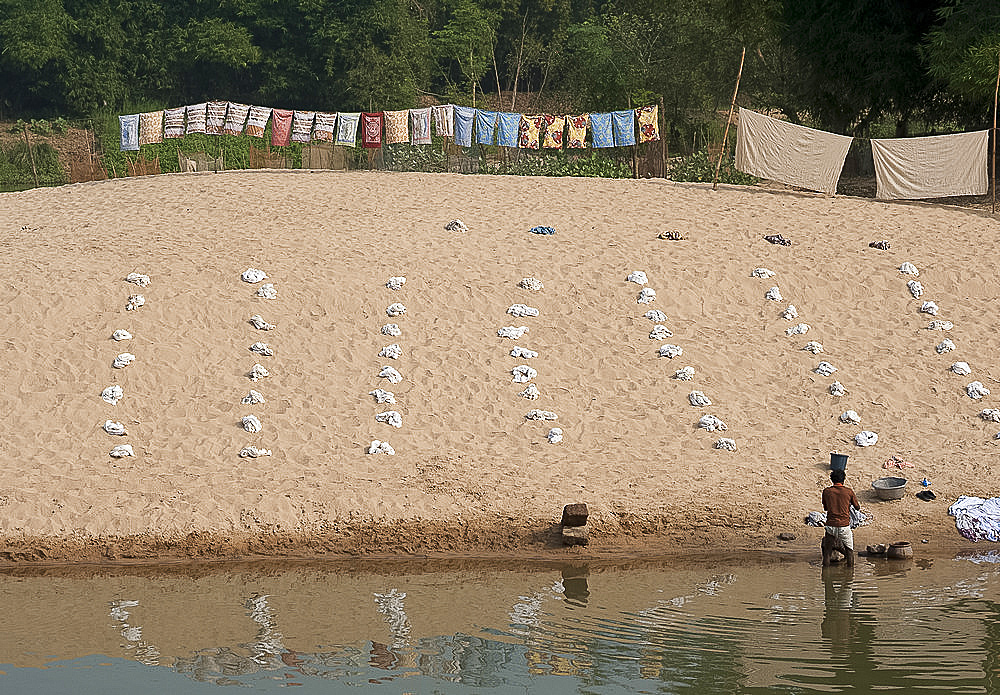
[872,130,988,200]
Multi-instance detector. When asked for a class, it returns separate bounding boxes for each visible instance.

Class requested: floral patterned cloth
[336,112,359,146]
[138,111,163,145]
[590,112,614,148]
[246,105,271,138]
[205,101,228,135]
[475,110,498,145]
[270,109,293,146]
[185,103,207,135]
[291,111,315,143]
[362,112,383,148]
[542,115,565,149]
[498,112,521,148]
[223,103,249,136]
[410,107,431,145]
[383,110,410,144]
[432,104,454,137]
[636,104,659,143]
[519,115,544,149]
[566,114,589,148]
[312,112,337,142]
[612,109,636,146]
[164,107,185,138]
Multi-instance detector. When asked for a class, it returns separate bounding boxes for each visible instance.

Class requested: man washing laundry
[822,469,861,567]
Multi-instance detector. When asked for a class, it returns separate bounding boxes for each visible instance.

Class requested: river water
[2,550,999,694]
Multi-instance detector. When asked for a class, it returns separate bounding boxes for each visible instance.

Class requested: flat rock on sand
[0,170,996,563]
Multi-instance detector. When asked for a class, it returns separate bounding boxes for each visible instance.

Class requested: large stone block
[561,503,589,527]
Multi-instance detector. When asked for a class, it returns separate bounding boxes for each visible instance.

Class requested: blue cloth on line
[119,114,140,151]
[498,112,522,148]
[613,110,636,146]
[475,110,498,145]
[453,106,475,147]
[590,112,614,148]
[529,226,556,235]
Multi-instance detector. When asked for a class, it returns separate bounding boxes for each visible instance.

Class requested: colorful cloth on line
[410,107,431,145]
[590,112,614,148]
[542,115,565,149]
[138,111,163,145]
[223,103,249,136]
[270,109,293,146]
[362,112,383,148]
[476,110,498,145]
[432,104,454,137]
[336,112,360,146]
[312,112,337,142]
[519,115,544,149]
[291,111,315,143]
[119,114,140,151]
[635,104,659,143]
[246,105,271,138]
[566,114,589,148]
[185,103,207,135]
[613,110,636,146]
[383,110,409,144]
[164,107,185,139]
[453,106,475,147]
[205,101,228,135]
[498,112,521,148]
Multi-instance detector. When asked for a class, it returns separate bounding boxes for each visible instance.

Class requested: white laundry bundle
[967,381,991,400]
[379,366,403,384]
[698,414,728,432]
[379,344,402,359]
[386,276,406,290]
[370,388,396,404]
[498,326,529,339]
[110,444,134,458]
[512,365,537,383]
[658,344,683,358]
[525,409,558,421]
[781,305,798,320]
[803,341,823,354]
[242,268,267,283]
[928,320,953,331]
[637,288,656,304]
[510,347,538,359]
[250,314,275,331]
[113,353,135,369]
[815,361,837,376]
[547,427,563,444]
[673,366,695,380]
[626,271,648,285]
[382,323,402,336]
[103,420,126,436]
[249,342,273,356]
[688,391,711,406]
[101,385,123,405]
[256,283,277,299]
[239,446,272,458]
[920,301,939,316]
[854,430,878,447]
[765,286,783,302]
[376,410,403,428]
[830,381,846,396]
[980,409,1000,423]
[241,390,265,405]
[644,310,667,322]
[951,362,972,376]
[519,384,540,400]
[907,280,923,299]
[649,325,673,340]
[751,267,776,278]
[899,262,919,275]
[112,329,132,341]
[507,304,539,317]
[936,339,956,354]
[249,363,270,381]
[368,440,396,455]
[444,219,468,233]
[125,272,150,287]
[126,294,145,311]
[714,438,737,451]
[840,410,861,424]
[242,415,262,433]
[386,303,407,317]
[518,277,543,291]
[786,323,810,336]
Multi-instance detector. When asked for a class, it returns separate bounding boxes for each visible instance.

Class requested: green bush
[0,141,67,187]
[485,150,631,178]
[669,149,757,185]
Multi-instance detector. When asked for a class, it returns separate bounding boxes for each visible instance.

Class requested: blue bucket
[830,453,848,471]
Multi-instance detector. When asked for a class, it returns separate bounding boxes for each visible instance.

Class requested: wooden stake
[713,46,746,191]
[993,50,999,214]
[660,96,667,178]
[23,124,38,187]
[628,96,638,178]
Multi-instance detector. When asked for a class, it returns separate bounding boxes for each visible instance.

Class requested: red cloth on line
[270,109,293,147]
[362,112,383,148]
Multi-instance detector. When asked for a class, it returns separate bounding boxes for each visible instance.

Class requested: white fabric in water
[736,107,853,194]
[101,385,123,405]
[242,415,262,433]
[125,272,150,286]
[512,365,537,383]
[370,388,396,404]
[376,410,403,428]
[498,326,529,339]
[627,271,648,285]
[379,366,403,384]
[511,347,538,359]
[658,344,682,358]
[386,276,406,290]
[379,344,402,359]
[242,268,267,283]
[547,427,563,444]
[507,304,539,317]
[872,130,988,200]
[250,315,275,330]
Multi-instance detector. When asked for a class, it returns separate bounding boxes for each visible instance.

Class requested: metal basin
[872,476,907,500]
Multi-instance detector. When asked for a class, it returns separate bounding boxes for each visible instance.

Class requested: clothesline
[120,101,661,153]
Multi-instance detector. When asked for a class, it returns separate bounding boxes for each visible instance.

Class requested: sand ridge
[0,170,997,564]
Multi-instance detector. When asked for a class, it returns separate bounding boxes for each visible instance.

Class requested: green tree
[925,0,1000,116]
[433,0,499,104]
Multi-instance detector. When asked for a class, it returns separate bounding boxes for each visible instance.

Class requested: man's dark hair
[830,469,846,484]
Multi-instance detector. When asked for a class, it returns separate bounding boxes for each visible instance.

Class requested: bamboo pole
[713,46,746,191]
[23,124,38,187]
[993,50,999,214]
[660,96,667,178]
[628,96,638,178]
